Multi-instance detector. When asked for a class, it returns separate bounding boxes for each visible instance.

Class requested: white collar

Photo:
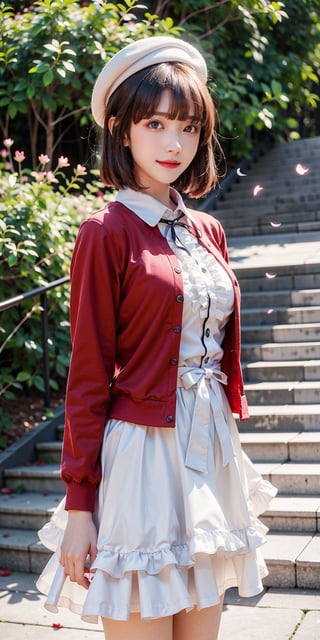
[116,187,197,228]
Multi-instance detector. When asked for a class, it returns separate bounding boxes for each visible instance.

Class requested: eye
[147,119,163,130]
[184,123,199,134]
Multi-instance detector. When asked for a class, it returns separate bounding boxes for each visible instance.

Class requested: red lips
[157,161,181,169]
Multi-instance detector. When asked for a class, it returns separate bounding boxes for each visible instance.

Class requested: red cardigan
[62,201,249,511]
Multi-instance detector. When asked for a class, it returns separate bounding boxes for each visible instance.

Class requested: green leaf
[43,69,54,86]
[8,253,18,266]
[16,371,31,382]
[8,102,17,118]
[33,376,45,392]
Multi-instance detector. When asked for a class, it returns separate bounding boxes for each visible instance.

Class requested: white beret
[91,36,207,127]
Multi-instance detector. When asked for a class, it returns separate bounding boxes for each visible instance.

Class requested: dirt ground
[1,390,65,451]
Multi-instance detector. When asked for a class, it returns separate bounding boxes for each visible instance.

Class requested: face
[123,90,201,204]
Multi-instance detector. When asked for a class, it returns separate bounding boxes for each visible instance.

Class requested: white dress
[37,206,276,622]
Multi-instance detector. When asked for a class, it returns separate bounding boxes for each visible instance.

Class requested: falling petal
[0,488,14,495]
[295,163,309,175]
[270,221,282,228]
[52,622,63,628]
[0,569,11,576]
[253,185,263,196]
[246,74,254,82]
[265,272,277,279]
[236,167,247,177]
[267,309,274,314]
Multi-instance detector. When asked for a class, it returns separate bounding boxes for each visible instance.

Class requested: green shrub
[0,139,112,407]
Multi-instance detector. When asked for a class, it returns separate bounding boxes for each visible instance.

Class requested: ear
[108,116,116,135]
[122,131,130,147]
[108,116,130,147]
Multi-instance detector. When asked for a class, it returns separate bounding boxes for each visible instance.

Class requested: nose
[166,131,182,153]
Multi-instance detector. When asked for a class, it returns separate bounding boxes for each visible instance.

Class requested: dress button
[173,326,181,333]
[174,266,182,274]
[206,328,210,337]
[176,294,184,302]
[170,358,178,365]
[201,267,207,273]
[166,415,173,423]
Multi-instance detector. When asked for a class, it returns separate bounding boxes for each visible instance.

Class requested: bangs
[131,63,208,124]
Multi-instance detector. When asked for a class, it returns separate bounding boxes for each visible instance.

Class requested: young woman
[37,36,276,640]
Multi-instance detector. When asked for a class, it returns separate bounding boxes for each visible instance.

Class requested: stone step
[217,193,320,214]
[262,532,320,589]
[0,527,48,574]
[4,464,64,493]
[257,461,320,495]
[244,380,320,405]
[224,174,320,192]
[36,441,63,463]
[244,360,320,382]
[216,189,320,208]
[241,306,320,326]
[240,431,320,463]
[236,161,320,180]
[242,341,320,362]
[242,323,320,343]
[0,491,63,530]
[261,495,320,533]
[241,288,320,309]
[219,219,320,237]
[239,404,320,432]
[235,271,320,293]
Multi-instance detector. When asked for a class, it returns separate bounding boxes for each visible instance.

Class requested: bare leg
[173,595,224,640]
[102,613,173,640]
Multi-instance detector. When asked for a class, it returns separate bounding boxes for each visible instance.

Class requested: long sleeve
[61,216,121,512]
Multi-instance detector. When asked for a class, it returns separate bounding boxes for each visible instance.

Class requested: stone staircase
[0,136,320,593]
[216,136,320,590]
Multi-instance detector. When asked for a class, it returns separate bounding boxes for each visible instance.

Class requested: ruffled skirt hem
[37,542,269,623]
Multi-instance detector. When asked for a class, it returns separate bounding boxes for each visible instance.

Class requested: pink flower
[58,155,70,168]
[46,171,58,183]
[14,150,26,163]
[0,149,9,158]
[33,171,46,182]
[38,153,50,165]
[75,164,87,176]
[3,138,14,149]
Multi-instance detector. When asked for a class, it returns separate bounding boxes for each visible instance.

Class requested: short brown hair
[100,62,218,198]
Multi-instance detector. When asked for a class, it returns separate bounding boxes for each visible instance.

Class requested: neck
[142,186,177,211]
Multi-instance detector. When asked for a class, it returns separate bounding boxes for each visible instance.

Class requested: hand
[60,510,97,589]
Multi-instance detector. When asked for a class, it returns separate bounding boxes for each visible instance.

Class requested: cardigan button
[176,294,184,302]
[166,415,173,423]
[173,326,181,333]
[170,358,178,365]
[174,266,182,274]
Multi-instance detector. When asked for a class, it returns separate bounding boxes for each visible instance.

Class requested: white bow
[178,366,234,473]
